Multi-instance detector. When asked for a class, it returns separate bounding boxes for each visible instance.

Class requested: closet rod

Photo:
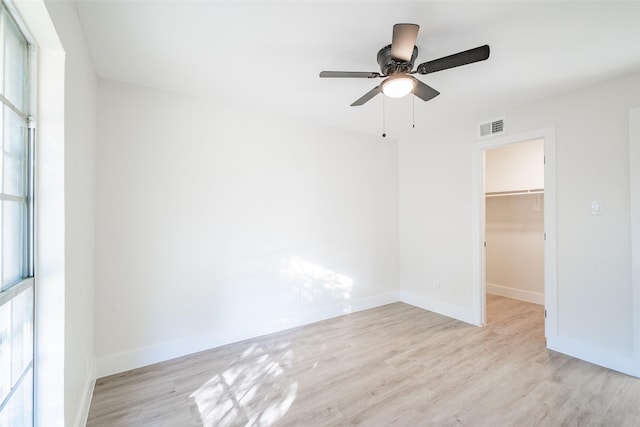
[485,188,544,197]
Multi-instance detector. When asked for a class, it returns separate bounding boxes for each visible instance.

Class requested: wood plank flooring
[87,296,640,426]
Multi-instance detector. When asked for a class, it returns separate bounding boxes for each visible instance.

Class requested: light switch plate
[591,200,602,215]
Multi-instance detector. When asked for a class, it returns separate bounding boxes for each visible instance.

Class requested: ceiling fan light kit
[320,23,490,108]
[381,75,415,98]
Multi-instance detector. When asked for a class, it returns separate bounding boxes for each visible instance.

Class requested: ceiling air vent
[479,118,505,138]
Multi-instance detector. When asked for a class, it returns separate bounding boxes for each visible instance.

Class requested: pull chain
[382,95,386,138]
[412,93,415,129]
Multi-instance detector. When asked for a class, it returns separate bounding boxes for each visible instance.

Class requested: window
[0,2,33,425]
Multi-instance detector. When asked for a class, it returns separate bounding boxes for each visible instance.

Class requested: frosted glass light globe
[381,76,415,98]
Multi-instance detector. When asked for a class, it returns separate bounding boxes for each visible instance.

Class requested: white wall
[485,139,544,193]
[44,1,98,426]
[397,120,478,322]
[94,81,399,376]
[486,194,544,303]
[399,71,640,376]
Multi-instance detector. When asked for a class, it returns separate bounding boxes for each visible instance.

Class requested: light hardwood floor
[87,296,640,426]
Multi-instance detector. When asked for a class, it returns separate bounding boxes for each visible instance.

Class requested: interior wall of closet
[485,139,544,304]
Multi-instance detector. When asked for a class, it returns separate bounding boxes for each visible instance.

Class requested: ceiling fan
[320,23,490,106]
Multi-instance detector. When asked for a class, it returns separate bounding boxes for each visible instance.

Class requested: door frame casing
[471,127,557,341]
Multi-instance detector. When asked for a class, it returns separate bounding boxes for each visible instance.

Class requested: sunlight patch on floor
[190,342,298,426]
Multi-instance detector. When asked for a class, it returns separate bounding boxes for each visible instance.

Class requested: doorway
[484,140,544,325]
[471,127,557,342]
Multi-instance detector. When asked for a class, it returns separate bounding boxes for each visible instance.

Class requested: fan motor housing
[377,44,418,75]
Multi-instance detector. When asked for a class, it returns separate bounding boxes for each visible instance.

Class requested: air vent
[479,118,505,138]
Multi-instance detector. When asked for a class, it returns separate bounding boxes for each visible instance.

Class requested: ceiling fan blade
[416,45,490,75]
[391,23,419,62]
[320,71,381,78]
[351,86,381,106]
[413,79,440,102]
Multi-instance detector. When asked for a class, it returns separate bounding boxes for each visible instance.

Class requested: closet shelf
[485,188,544,197]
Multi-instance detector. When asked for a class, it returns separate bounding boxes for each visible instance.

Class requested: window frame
[0,0,35,424]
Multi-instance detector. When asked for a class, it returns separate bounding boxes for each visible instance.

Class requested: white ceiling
[74,0,640,137]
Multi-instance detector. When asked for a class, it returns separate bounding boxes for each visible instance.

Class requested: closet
[485,139,544,304]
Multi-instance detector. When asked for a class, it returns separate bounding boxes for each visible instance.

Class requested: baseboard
[96,291,399,378]
[486,282,544,305]
[73,365,96,427]
[547,335,640,378]
[399,291,478,326]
